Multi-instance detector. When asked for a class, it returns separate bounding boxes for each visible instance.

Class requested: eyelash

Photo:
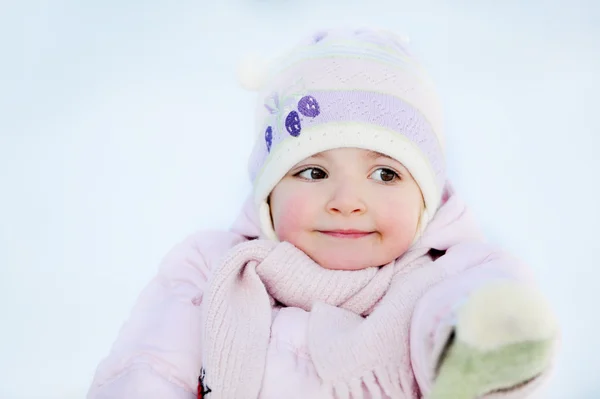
[294,167,328,180]
[293,167,401,183]
[372,168,401,183]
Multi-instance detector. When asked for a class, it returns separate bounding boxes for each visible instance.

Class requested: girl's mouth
[318,229,374,239]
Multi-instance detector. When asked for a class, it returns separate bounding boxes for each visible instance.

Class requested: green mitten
[429,282,558,399]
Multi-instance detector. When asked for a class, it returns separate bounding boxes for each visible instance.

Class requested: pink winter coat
[87,188,551,399]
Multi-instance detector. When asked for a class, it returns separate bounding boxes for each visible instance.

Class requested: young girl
[87,28,559,399]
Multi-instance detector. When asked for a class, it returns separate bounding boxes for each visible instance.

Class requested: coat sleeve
[87,231,246,399]
[410,245,555,398]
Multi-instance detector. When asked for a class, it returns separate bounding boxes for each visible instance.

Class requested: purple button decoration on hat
[298,96,320,117]
[265,126,273,152]
[285,111,302,137]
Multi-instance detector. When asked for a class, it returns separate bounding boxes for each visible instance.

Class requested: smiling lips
[318,229,374,239]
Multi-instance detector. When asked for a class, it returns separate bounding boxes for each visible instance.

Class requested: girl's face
[269,148,424,271]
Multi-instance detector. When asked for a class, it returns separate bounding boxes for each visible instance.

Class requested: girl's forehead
[304,148,395,162]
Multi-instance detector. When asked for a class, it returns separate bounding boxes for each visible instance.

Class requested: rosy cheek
[378,196,421,237]
[272,191,313,241]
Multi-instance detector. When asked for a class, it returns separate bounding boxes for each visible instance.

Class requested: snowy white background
[1,0,598,398]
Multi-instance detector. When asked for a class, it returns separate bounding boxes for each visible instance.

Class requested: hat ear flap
[259,201,279,241]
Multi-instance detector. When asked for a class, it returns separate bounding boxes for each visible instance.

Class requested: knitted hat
[244,27,446,241]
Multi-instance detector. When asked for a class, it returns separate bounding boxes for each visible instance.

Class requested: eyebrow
[365,150,393,161]
[310,150,392,160]
[305,150,402,170]
[365,151,409,173]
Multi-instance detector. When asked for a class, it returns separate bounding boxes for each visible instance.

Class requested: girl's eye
[296,167,328,180]
[370,168,399,183]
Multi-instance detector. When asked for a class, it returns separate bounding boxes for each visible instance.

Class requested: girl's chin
[311,253,381,271]
[319,263,374,271]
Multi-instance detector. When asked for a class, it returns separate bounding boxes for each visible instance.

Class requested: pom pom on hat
[237,53,269,91]
[399,34,411,44]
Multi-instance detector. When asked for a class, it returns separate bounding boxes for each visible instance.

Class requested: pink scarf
[201,189,487,399]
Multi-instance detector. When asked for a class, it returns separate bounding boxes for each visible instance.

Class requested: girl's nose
[326,180,367,216]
